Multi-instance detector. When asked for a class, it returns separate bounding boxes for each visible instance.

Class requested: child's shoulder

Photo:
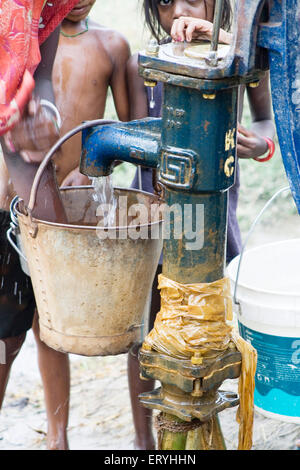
[88,19,129,53]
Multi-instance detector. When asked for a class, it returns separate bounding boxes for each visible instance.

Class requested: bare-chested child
[53,0,130,187]
[0,0,130,450]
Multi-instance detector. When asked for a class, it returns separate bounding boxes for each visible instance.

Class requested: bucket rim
[227,238,300,298]
[15,186,164,232]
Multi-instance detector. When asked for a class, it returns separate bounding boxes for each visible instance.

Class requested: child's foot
[47,430,69,450]
[134,436,156,450]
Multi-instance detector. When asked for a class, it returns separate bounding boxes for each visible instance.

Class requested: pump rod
[210,0,224,51]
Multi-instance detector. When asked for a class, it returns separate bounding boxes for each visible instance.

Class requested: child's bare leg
[1,147,66,224]
[0,333,26,408]
[128,343,155,450]
[127,265,162,450]
[32,313,70,450]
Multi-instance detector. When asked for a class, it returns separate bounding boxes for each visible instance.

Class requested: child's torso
[52,23,115,184]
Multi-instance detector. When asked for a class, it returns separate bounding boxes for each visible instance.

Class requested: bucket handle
[233,185,291,306]
[9,195,20,228]
[27,119,117,215]
[6,226,28,263]
[7,195,28,263]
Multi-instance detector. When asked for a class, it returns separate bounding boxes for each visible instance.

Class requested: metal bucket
[10,120,163,356]
[15,187,163,356]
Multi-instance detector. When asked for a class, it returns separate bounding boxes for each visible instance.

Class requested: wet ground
[0,329,299,451]
[1,208,300,451]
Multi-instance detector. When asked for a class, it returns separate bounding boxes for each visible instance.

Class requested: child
[52,0,130,187]
[0,0,130,450]
[127,0,275,450]
[37,0,130,448]
[0,0,80,451]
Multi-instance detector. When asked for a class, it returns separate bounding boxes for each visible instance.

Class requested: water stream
[91,175,117,227]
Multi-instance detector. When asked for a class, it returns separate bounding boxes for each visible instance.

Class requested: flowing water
[91,175,117,227]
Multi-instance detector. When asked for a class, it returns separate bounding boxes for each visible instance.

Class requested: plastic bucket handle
[233,186,291,305]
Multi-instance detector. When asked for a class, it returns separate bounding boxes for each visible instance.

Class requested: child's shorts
[0,210,36,339]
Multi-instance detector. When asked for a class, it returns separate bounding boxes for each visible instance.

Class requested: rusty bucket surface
[12,120,163,356]
[16,186,163,356]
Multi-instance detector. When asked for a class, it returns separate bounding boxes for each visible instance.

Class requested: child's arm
[170,17,232,44]
[1,27,67,222]
[60,167,91,187]
[126,53,148,120]
[5,28,61,162]
[237,72,275,159]
[109,33,131,122]
[170,17,275,161]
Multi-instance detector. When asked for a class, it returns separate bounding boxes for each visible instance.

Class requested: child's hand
[60,167,91,187]
[4,98,60,154]
[170,16,232,44]
[237,124,268,159]
[19,150,47,164]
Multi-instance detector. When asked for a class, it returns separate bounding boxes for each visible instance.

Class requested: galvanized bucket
[14,186,163,356]
[12,122,163,356]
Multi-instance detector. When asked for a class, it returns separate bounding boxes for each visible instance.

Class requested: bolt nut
[202,93,216,100]
[206,50,218,67]
[144,80,157,88]
[249,81,260,88]
[146,39,160,56]
[191,379,203,397]
[191,353,203,365]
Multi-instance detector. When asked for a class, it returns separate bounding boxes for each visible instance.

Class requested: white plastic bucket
[227,238,300,423]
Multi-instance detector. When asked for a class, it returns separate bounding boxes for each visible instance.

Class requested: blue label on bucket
[239,323,300,418]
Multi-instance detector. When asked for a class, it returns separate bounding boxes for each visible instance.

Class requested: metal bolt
[144,80,157,88]
[191,379,203,397]
[191,352,203,365]
[249,81,260,88]
[146,39,160,56]
[207,50,218,67]
[203,93,216,100]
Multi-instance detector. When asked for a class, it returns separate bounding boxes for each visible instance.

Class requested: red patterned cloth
[0,0,79,135]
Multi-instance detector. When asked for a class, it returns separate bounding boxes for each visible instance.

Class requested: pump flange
[139,348,242,394]
[139,384,239,422]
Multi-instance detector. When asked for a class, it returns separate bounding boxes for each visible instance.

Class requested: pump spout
[80,118,161,178]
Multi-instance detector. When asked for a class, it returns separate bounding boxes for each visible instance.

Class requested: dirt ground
[1,213,300,454]
[0,329,299,451]
[0,211,300,452]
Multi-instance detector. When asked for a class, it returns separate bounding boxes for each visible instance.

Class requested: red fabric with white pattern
[0,0,79,135]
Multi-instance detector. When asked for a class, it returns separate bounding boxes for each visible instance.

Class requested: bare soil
[1,199,300,452]
[0,323,299,451]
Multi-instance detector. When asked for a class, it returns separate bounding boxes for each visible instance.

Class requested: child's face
[66,0,96,22]
[157,0,215,35]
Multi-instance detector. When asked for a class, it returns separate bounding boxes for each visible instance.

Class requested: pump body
[79,0,300,450]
